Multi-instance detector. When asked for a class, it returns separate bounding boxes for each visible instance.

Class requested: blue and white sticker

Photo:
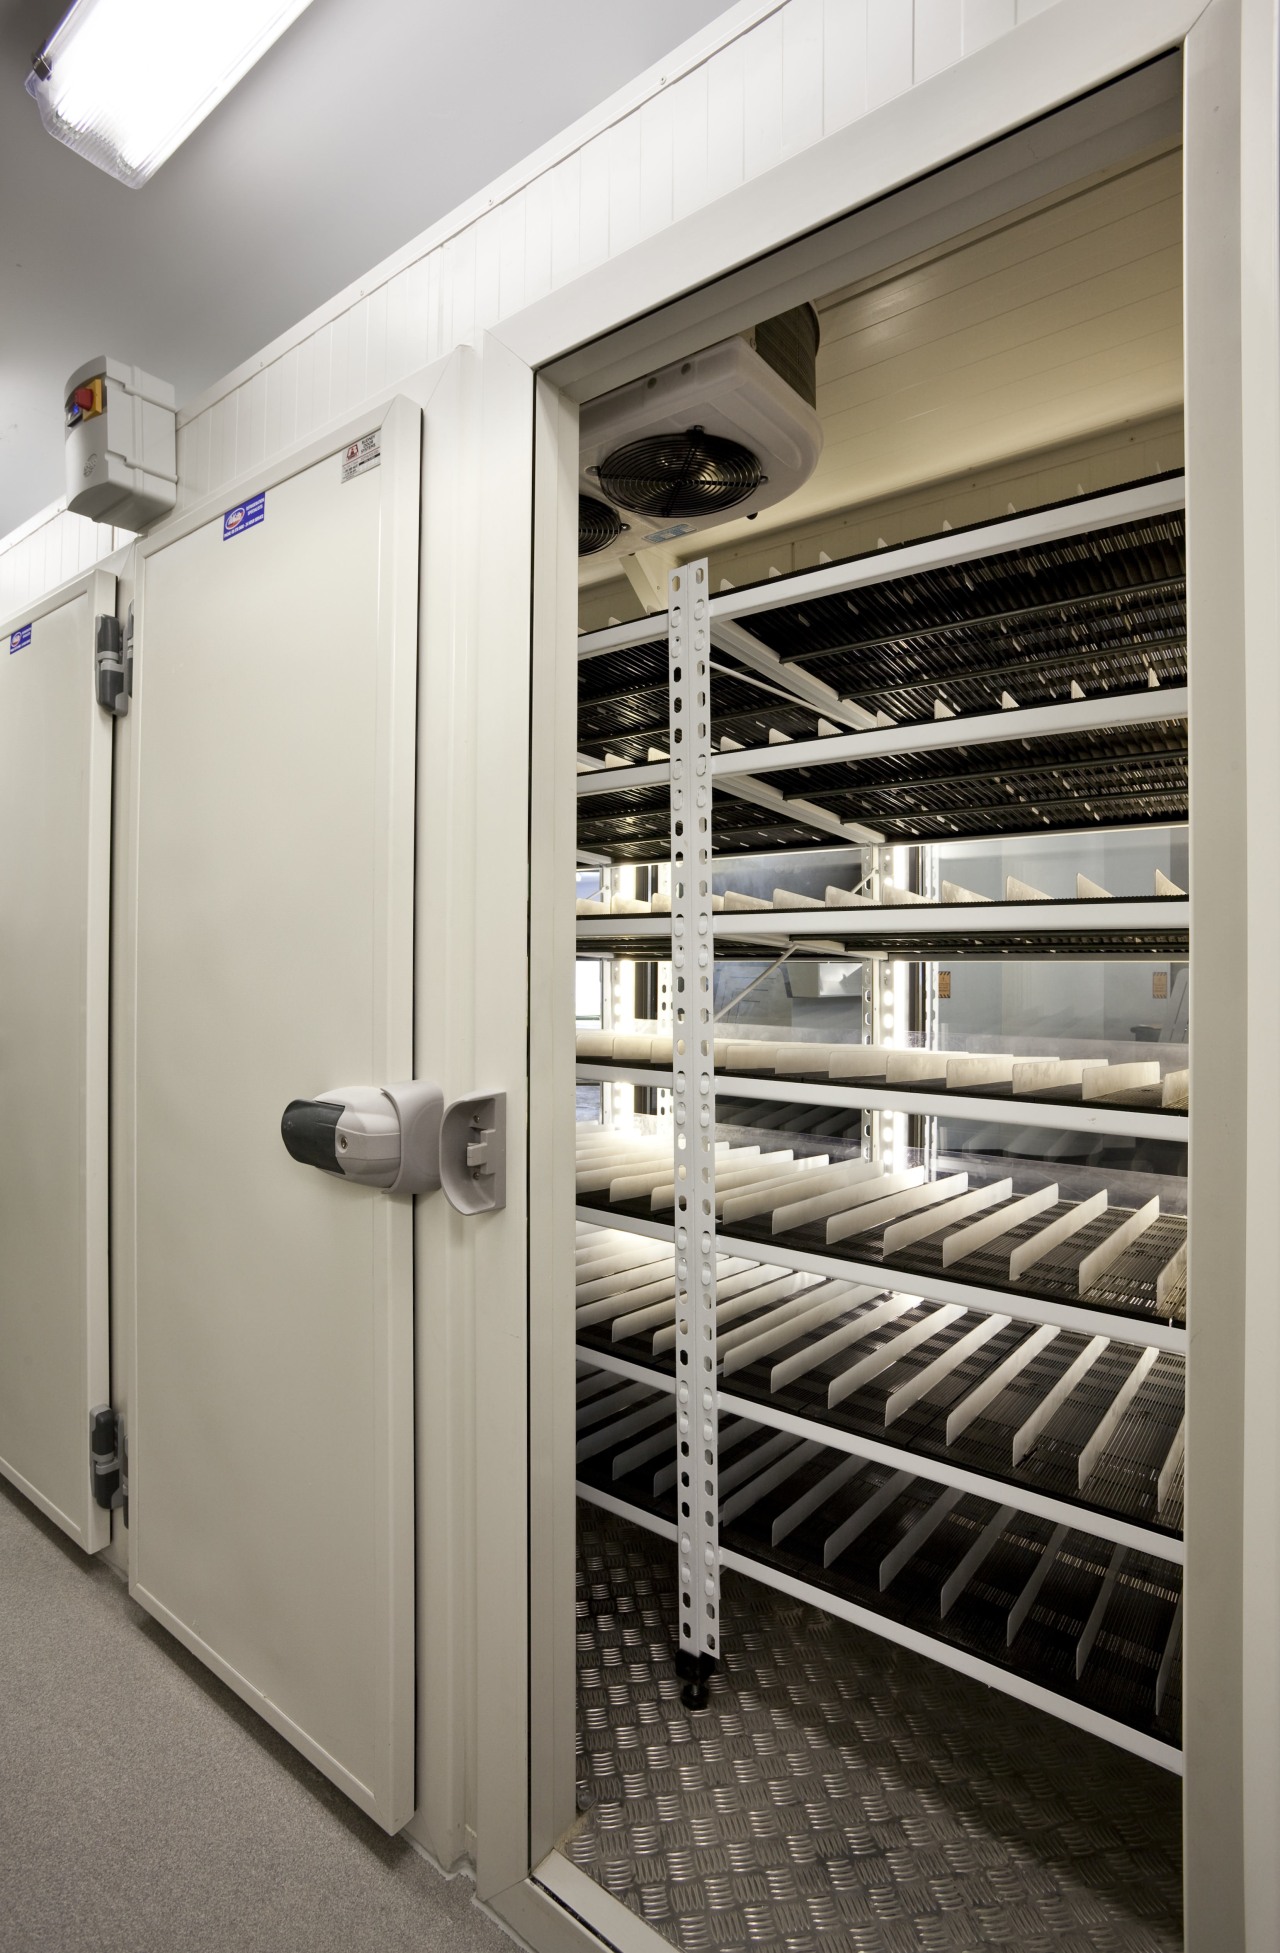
[9,624,31,654]
[223,492,265,540]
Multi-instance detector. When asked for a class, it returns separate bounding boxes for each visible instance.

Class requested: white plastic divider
[713,1226,1187,1355]
[574,1206,1185,1353]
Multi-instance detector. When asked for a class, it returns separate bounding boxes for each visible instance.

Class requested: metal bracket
[89,1405,128,1525]
[95,610,130,717]
[439,1092,507,1214]
[668,558,719,1698]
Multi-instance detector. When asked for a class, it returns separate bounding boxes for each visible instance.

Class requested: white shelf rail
[575,1063,1188,1144]
[575,685,1189,798]
[713,687,1188,784]
[576,900,1189,944]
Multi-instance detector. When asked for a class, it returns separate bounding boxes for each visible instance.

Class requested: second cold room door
[125,399,421,1831]
[0,569,114,1555]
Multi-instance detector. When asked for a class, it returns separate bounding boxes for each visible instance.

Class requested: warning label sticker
[341,431,381,483]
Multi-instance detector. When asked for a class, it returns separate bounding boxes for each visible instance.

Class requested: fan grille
[598,429,763,520]
[578,494,624,557]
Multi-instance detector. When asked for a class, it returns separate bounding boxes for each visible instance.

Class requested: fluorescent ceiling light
[26,0,317,188]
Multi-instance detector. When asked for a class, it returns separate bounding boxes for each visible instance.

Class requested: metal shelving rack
[572,474,1188,1774]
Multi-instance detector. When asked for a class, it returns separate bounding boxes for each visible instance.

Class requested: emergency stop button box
[65,356,177,531]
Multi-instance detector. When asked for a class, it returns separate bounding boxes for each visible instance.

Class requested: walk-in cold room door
[125,400,421,1831]
[0,569,114,1554]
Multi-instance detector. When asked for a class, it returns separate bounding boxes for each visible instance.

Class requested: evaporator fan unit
[579,305,822,562]
[578,494,626,556]
[597,429,764,520]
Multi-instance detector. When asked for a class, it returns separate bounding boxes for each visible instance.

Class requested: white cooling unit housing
[578,309,822,561]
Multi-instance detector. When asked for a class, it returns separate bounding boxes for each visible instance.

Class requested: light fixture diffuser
[26,0,317,188]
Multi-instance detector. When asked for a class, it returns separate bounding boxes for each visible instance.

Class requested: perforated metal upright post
[668,559,719,1708]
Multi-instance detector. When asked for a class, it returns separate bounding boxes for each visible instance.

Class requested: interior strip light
[26,0,317,188]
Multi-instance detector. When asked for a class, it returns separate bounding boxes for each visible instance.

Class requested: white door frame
[489,3,1280,1948]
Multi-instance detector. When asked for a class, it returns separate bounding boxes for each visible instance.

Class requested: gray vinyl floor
[0,1479,513,1953]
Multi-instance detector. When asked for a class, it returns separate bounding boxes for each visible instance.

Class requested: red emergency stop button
[67,377,103,426]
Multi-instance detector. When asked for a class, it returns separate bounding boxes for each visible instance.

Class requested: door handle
[281,1082,506,1212]
[281,1081,442,1194]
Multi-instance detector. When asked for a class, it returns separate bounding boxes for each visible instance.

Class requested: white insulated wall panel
[0,0,1058,607]
[915,0,964,80]
[964,1,1019,54]
[0,505,128,618]
[867,0,915,107]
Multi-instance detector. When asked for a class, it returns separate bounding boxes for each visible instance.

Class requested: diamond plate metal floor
[569,1506,1182,1952]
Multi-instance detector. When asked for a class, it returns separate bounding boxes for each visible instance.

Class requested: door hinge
[95,605,132,717]
[89,1405,128,1525]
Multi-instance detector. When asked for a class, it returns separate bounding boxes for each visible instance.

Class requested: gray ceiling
[0,0,731,535]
